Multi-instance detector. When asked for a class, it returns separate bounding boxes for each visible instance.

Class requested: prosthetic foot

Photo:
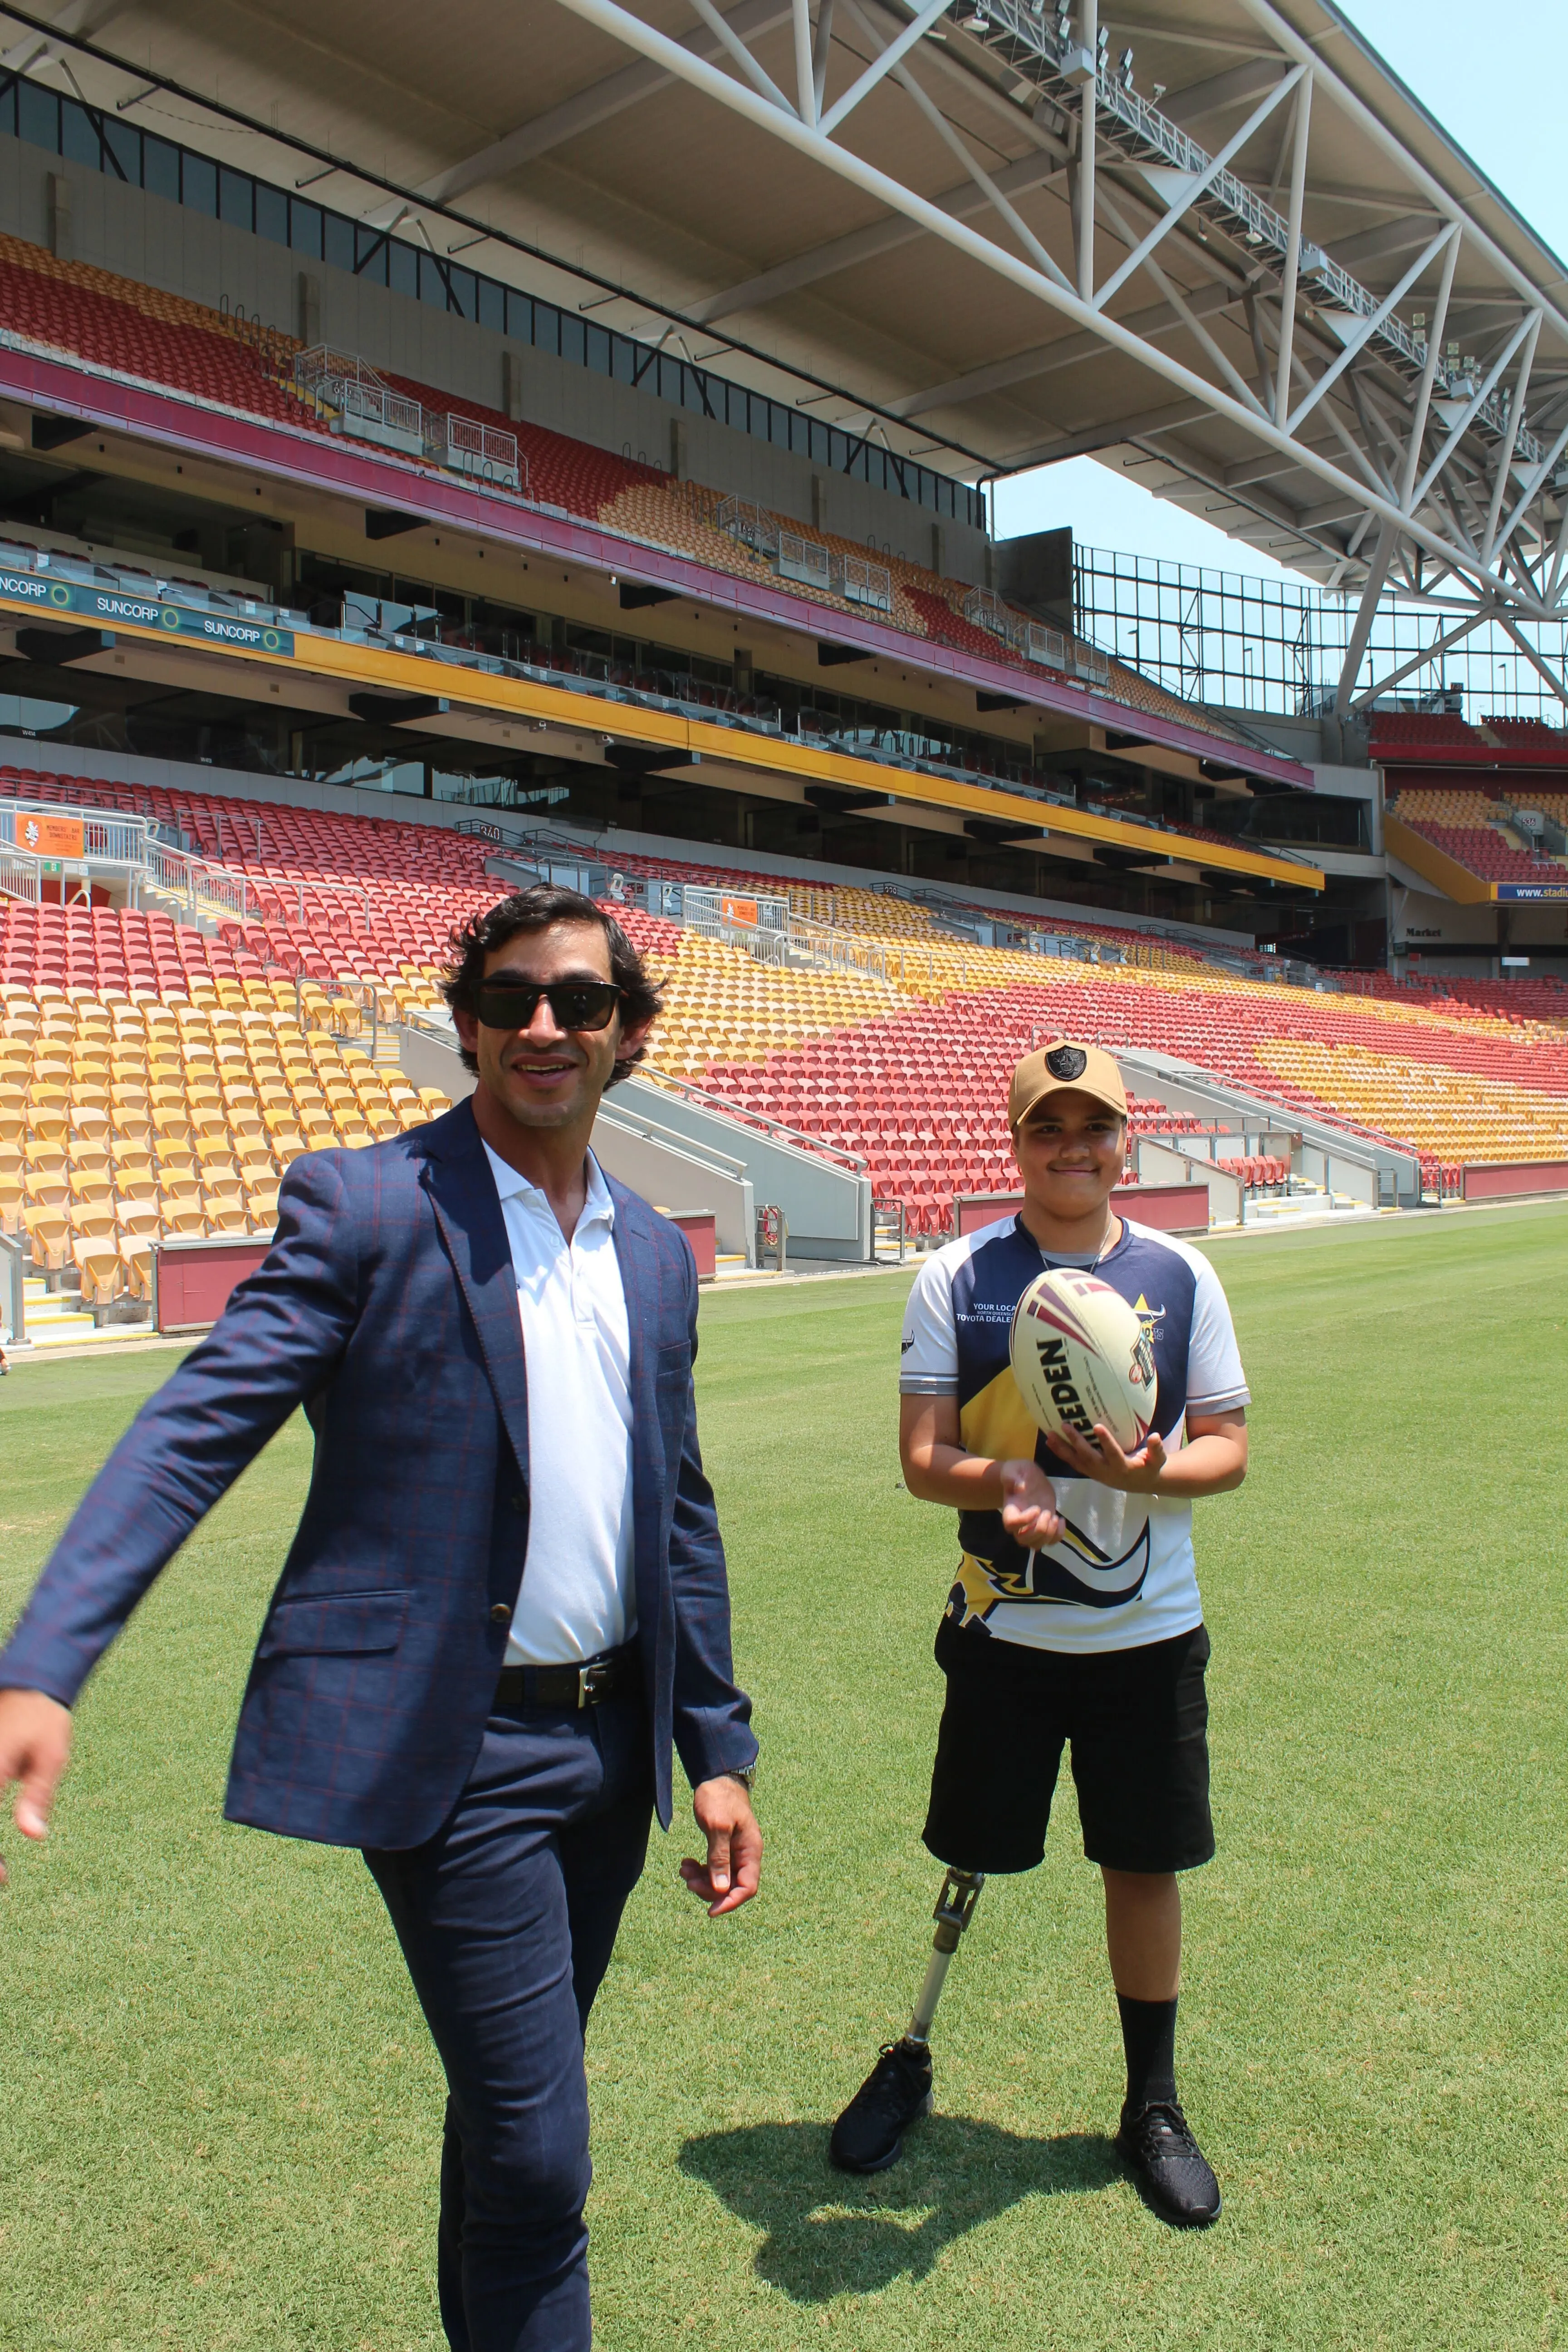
[829,1869,984,2174]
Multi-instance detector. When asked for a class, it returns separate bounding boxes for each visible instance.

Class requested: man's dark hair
[442,884,663,1084]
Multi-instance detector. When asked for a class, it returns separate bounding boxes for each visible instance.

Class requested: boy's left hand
[1045,1421,1167,1493]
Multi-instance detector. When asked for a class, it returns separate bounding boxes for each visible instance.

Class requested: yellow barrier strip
[297,634,1324,892]
[19,587,1323,893]
[1383,813,1494,905]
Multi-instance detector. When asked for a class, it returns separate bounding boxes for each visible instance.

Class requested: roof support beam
[1088,64,1304,313]
[1272,69,1311,423]
[838,0,1072,290]
[544,0,1558,621]
[1348,605,1495,714]
[1334,518,1397,715]
[1482,313,1540,566]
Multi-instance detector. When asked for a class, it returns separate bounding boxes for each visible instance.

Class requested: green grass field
[3,1203,1567,2351]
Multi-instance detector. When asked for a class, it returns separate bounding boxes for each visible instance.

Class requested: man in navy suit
[0,883,761,2352]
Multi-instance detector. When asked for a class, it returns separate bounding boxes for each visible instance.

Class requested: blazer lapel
[419,1104,531,1488]
[611,1184,663,1643]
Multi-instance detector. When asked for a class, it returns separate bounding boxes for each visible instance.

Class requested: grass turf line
[1,1202,1565,2349]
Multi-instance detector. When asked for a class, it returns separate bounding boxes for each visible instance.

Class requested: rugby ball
[1009,1269,1157,1454]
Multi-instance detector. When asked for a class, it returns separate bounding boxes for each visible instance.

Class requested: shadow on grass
[680,2117,1118,2300]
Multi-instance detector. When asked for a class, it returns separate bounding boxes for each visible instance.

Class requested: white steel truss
[543,0,1568,711]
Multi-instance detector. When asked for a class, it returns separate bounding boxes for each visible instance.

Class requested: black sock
[1117,1993,1178,2113]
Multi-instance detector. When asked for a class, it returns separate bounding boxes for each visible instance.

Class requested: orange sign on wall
[720,894,759,928]
[18,813,85,858]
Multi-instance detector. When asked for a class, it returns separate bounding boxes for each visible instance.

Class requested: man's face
[1011,1088,1127,1218]
[452,920,645,1132]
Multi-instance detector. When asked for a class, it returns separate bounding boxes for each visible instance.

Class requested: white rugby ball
[1009,1269,1157,1455]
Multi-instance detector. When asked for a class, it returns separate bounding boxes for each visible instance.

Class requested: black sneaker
[1116,2100,1221,2227]
[829,2038,934,2174]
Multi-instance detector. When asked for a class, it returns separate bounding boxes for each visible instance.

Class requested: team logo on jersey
[1130,1293,1164,1392]
[1045,1044,1087,1080]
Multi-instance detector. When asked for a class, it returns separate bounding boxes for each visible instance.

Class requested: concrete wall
[392,1021,756,1254]
[616,1074,871,1259]
[1133,1137,1242,1227]
[0,137,988,583]
[592,1100,754,1259]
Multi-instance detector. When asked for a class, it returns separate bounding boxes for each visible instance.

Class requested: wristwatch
[725,1763,757,1791]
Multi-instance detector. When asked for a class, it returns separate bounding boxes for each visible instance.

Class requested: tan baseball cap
[1009,1039,1127,1130]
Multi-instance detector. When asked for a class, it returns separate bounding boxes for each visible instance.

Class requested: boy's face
[1011,1088,1127,1220]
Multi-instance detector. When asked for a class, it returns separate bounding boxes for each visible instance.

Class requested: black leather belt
[495,1643,637,1711]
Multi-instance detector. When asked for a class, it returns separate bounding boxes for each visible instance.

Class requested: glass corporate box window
[0,72,982,531]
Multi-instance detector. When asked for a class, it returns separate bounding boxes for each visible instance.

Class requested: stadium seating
[0,230,1257,763]
[1385,784,1568,887]
[0,976,451,1311]
[6,768,1568,1260]
[631,890,1568,1228]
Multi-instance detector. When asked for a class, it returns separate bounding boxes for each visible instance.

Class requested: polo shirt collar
[482,1140,616,1229]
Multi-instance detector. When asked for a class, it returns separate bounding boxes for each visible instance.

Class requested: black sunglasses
[474,979,624,1032]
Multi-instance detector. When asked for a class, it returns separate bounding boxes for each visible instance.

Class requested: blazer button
[490,1603,510,1624]
[510,1493,527,1514]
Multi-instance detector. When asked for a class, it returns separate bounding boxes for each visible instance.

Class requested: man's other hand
[999,1457,1063,1548]
[0,1688,72,1886]
[681,1775,762,1917]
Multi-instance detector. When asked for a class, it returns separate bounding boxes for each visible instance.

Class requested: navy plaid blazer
[0,1099,757,1847]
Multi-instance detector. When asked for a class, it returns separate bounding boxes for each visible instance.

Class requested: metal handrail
[640,1065,868,1175]
[0,1229,24,1345]
[0,846,41,903]
[1,799,154,865]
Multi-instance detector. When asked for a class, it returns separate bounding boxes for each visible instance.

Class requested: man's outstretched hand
[0,1688,71,1886]
[680,1775,762,1917]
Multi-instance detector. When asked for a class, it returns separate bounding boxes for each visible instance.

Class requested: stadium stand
[1385,785,1568,887]
[0,974,451,1313]
[6,766,1568,1289]
[0,230,1255,759]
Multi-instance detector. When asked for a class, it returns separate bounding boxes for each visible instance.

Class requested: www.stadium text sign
[0,570,295,656]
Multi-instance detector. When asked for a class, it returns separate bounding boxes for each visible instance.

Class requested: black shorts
[923,1615,1215,1876]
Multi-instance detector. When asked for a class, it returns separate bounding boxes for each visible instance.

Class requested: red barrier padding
[153,1236,270,1332]
[1460,1159,1568,1201]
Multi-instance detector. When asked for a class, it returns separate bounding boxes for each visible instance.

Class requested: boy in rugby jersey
[831,1041,1249,2227]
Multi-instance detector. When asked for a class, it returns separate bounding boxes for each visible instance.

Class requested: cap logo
[1045,1045,1087,1080]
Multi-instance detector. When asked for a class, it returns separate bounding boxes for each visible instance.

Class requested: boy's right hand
[998,1458,1063,1549]
[0,1688,72,1886]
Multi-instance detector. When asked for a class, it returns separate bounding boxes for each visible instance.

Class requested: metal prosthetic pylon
[902,1866,985,2049]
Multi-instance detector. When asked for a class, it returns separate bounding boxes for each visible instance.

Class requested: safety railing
[714,495,779,559]
[144,840,264,927]
[835,551,892,613]
[423,412,526,494]
[641,1065,867,1175]
[0,845,40,903]
[1,799,154,865]
[962,587,1018,646]
[778,530,831,590]
[294,344,423,447]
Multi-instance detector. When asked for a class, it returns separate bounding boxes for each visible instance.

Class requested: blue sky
[990,3,1568,577]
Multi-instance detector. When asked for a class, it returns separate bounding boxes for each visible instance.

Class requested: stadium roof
[11,0,1568,713]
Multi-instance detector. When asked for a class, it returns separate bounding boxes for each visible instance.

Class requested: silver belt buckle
[577,1663,597,1709]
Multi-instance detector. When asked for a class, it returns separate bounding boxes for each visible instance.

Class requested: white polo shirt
[482,1141,637,1666]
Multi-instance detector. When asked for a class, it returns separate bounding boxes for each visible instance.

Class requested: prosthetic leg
[828,1867,986,2172]
[903,1867,985,2047]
